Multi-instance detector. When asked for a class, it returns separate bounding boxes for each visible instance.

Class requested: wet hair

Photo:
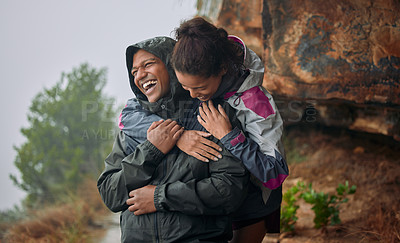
[171,17,244,78]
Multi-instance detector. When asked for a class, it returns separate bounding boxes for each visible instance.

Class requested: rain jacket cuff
[143,140,165,159]
[220,126,245,149]
[154,183,166,211]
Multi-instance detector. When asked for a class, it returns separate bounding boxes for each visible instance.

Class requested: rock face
[262,0,400,104]
[197,0,400,140]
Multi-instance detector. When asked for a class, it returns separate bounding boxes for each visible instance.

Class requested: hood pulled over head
[126,36,179,102]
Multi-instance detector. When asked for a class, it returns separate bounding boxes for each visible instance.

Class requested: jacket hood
[125,36,188,114]
[213,36,265,99]
[228,36,265,92]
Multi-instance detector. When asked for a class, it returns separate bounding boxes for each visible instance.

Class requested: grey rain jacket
[97,37,249,243]
[119,36,288,218]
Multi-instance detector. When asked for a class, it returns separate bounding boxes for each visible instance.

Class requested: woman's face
[176,71,224,101]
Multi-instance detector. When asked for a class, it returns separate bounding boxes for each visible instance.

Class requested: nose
[188,89,198,98]
[136,67,147,80]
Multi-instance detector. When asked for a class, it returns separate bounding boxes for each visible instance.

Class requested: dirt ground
[269,125,400,243]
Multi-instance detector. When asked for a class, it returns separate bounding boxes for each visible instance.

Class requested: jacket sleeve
[154,140,249,216]
[97,131,164,212]
[222,86,289,190]
[119,98,162,143]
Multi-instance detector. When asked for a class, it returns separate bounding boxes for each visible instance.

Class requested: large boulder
[197,0,400,140]
[262,0,400,104]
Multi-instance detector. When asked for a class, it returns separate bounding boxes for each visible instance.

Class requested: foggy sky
[0,0,197,210]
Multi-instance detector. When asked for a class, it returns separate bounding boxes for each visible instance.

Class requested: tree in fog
[10,63,116,207]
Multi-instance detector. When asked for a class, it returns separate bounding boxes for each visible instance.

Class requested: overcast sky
[0,0,197,210]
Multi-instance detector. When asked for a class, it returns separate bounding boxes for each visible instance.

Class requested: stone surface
[197,0,264,56]
[262,0,400,105]
[197,0,400,140]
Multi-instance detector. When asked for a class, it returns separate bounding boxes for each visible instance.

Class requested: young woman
[170,17,288,243]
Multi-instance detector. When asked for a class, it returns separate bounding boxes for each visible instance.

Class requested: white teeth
[142,80,157,89]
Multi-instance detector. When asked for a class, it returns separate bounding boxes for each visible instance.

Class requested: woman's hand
[198,100,232,140]
[126,185,156,215]
[177,130,222,162]
[147,119,184,154]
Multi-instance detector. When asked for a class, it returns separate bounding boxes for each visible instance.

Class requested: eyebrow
[131,57,157,70]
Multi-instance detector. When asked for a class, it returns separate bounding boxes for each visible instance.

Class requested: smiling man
[131,49,170,102]
[97,36,249,243]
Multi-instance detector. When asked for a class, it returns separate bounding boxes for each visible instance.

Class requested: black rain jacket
[97,36,249,243]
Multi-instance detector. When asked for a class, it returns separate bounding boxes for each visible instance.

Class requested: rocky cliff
[197,0,400,140]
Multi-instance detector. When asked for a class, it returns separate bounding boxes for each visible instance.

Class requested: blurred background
[0,0,197,210]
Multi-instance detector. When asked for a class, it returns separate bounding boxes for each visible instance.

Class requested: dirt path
[100,213,120,243]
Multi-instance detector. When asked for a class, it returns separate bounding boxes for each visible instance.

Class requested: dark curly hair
[171,17,244,78]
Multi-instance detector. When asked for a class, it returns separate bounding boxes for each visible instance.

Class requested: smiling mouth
[142,80,157,91]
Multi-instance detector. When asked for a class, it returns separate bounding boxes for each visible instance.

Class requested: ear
[220,66,228,76]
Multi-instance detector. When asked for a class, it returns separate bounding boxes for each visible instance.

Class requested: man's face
[176,71,224,101]
[131,49,170,102]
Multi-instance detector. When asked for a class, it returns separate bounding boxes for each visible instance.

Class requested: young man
[97,36,249,243]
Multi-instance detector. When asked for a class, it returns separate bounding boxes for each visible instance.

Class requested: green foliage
[300,181,356,229]
[281,180,356,232]
[0,206,25,223]
[280,181,305,232]
[10,63,116,207]
[0,206,26,239]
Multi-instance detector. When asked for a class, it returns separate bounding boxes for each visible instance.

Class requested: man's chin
[147,95,160,103]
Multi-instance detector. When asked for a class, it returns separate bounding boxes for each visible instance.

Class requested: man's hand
[198,101,232,140]
[147,119,184,154]
[126,185,157,216]
[177,130,222,162]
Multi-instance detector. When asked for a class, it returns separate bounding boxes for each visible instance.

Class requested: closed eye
[182,85,206,90]
[144,61,155,67]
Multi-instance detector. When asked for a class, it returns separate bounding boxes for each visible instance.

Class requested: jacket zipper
[154,212,159,243]
[154,158,167,243]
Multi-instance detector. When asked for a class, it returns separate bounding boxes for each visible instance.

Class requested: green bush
[280,181,305,232]
[300,181,356,228]
[281,181,356,231]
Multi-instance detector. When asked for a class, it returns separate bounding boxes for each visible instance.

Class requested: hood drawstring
[233,94,242,106]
